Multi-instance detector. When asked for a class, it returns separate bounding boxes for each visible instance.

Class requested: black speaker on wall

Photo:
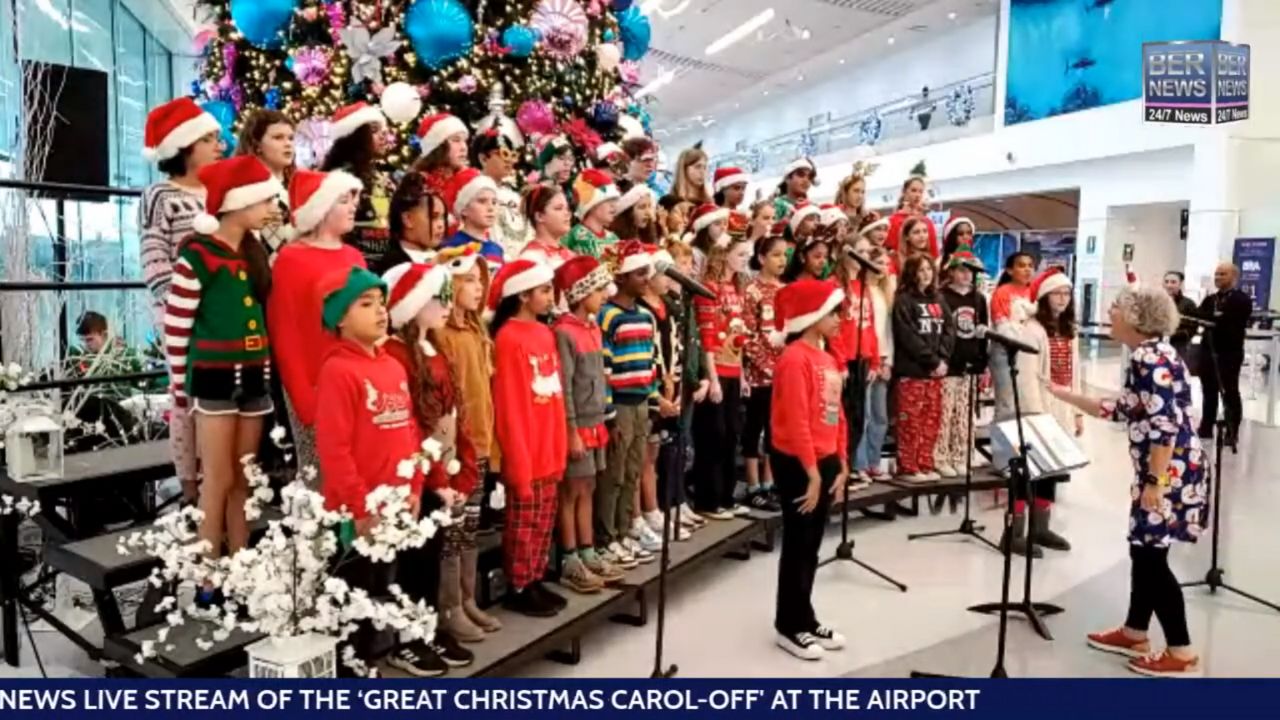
[22,61,110,201]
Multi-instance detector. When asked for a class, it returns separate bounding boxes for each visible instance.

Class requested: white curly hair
[1113,286,1179,338]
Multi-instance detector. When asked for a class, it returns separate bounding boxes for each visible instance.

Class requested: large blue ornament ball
[590,101,619,132]
[200,100,238,156]
[617,7,651,62]
[405,0,475,70]
[229,0,295,50]
[502,25,537,58]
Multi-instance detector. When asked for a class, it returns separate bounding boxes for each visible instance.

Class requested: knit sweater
[436,316,499,468]
[940,285,989,376]
[493,319,567,496]
[562,223,618,260]
[162,234,270,405]
[443,228,505,267]
[771,340,848,470]
[694,278,747,379]
[553,313,609,445]
[140,181,206,323]
[891,288,955,379]
[831,277,880,369]
[742,277,784,387]
[315,340,423,519]
[268,241,367,427]
[384,337,479,495]
[599,298,658,408]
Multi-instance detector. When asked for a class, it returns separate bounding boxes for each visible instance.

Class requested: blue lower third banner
[0,680,1276,719]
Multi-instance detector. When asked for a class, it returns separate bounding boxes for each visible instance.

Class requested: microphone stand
[817,270,907,592]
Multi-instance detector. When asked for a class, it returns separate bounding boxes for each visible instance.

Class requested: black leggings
[772,451,837,635]
[843,359,869,467]
[1125,544,1191,647]
[692,376,743,512]
[741,385,772,460]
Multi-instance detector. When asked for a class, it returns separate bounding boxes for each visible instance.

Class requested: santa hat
[608,240,653,276]
[596,142,625,164]
[770,220,790,237]
[536,135,573,169]
[713,166,750,193]
[819,203,847,227]
[1125,262,1140,289]
[571,169,620,219]
[331,102,386,141]
[943,216,975,240]
[789,202,822,234]
[382,262,450,329]
[651,248,674,269]
[615,183,652,215]
[783,157,820,186]
[487,258,554,311]
[688,203,730,234]
[775,279,845,335]
[443,168,499,218]
[859,216,890,238]
[1032,267,1072,301]
[727,209,750,238]
[416,113,468,158]
[555,255,613,306]
[289,169,363,235]
[945,240,984,272]
[142,98,221,162]
[320,267,388,332]
[191,157,286,235]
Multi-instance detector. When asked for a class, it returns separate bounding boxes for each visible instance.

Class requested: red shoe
[1127,650,1201,677]
[1086,628,1150,658]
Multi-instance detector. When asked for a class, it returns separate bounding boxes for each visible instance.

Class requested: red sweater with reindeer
[694,279,747,379]
[493,318,568,497]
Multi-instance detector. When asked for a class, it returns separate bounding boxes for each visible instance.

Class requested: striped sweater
[140,182,206,323]
[598,299,658,411]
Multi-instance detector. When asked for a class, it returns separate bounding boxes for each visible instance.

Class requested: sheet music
[991,414,1090,480]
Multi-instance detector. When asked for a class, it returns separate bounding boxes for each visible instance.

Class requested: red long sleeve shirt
[886,210,939,258]
[269,242,366,427]
[742,277,784,388]
[770,340,848,471]
[384,338,479,495]
[493,318,568,497]
[315,340,423,519]
[694,278,746,379]
[830,277,880,370]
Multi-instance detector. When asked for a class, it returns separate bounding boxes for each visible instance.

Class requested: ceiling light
[635,68,676,98]
[887,36,896,45]
[763,90,770,96]
[797,74,804,82]
[734,102,741,108]
[839,58,846,65]
[800,28,811,40]
[706,8,776,56]
[948,11,957,20]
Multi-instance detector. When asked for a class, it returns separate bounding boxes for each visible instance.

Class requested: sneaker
[748,490,781,513]
[847,476,872,493]
[531,582,568,611]
[776,631,826,661]
[669,523,692,542]
[1086,628,1151,658]
[644,510,666,535]
[921,470,942,481]
[680,503,707,528]
[936,464,959,478]
[630,518,663,553]
[604,541,638,569]
[560,555,604,594]
[811,625,846,651]
[502,586,558,618]
[582,551,626,584]
[623,536,655,563]
[387,641,449,677]
[731,503,752,517]
[430,631,474,668]
[1127,650,1202,678]
[897,472,933,485]
[866,467,890,481]
[701,507,735,521]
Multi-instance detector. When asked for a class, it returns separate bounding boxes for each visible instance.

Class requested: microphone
[976,325,1039,355]
[1183,315,1216,328]
[841,245,883,276]
[654,258,717,301]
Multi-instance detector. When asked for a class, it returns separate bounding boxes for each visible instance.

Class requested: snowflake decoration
[339,24,399,86]
[946,83,976,127]
[859,110,883,146]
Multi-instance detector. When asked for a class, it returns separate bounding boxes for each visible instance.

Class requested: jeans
[772,451,837,636]
[854,379,889,471]
[1125,545,1191,647]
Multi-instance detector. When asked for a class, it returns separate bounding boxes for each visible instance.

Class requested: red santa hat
[596,142,625,164]
[789,202,822,234]
[615,183,652,215]
[382,262,450,329]
[142,98,222,162]
[713,166,750,193]
[571,169,620,219]
[416,113,469,158]
[1031,267,1072,301]
[608,240,653,276]
[191,157,286,235]
[819,203,847,227]
[331,102,386,141]
[289,169,363,235]
[1125,262,1140,289]
[943,216,975,240]
[775,279,845,335]
[782,157,820,186]
[858,216,890,238]
[555,255,614,306]
[487,258,555,311]
[443,167,499,218]
[688,203,730,234]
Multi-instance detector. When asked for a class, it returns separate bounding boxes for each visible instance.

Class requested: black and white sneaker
[811,625,846,651]
[748,491,781,513]
[431,631,474,668]
[776,631,826,661]
[387,642,448,677]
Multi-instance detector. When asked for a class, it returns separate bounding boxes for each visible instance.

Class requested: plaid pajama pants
[895,378,943,474]
[503,479,559,591]
[935,376,974,470]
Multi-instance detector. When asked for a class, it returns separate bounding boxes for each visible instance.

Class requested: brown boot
[460,547,502,632]
[440,553,485,642]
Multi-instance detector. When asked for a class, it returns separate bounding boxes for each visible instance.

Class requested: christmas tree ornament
[616,6,651,61]
[589,100,618,132]
[477,83,525,148]
[380,81,423,124]
[404,0,474,70]
[230,0,296,50]
[294,117,335,169]
[502,25,538,58]
[201,100,239,155]
[594,42,621,72]
[531,0,589,60]
[289,47,330,87]
[458,75,479,94]
[340,23,399,85]
[611,0,633,11]
[516,99,557,137]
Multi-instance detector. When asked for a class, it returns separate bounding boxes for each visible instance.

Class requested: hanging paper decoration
[289,47,330,87]
[502,25,538,58]
[380,81,423,124]
[229,0,296,50]
[516,99,557,137]
[616,6,651,61]
[595,42,621,73]
[201,100,239,155]
[531,0,589,61]
[340,24,399,85]
[404,0,475,70]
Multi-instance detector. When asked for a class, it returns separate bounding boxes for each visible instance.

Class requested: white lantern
[247,633,338,678]
[4,410,63,482]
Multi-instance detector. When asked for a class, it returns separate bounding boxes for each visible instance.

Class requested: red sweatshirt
[493,318,568,497]
[694,278,746,379]
[771,340,848,471]
[269,242,367,427]
[384,338,479,495]
[990,283,1033,325]
[830,277,880,370]
[887,210,939,258]
[315,340,423,519]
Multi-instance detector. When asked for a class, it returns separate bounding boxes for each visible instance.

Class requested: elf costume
[563,169,620,259]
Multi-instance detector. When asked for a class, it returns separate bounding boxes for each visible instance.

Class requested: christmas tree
[194,0,653,171]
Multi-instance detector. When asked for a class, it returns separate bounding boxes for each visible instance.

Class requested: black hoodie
[941,285,989,375]
[892,287,956,379]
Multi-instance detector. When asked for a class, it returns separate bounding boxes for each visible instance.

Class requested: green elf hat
[535,134,573,170]
[321,266,388,331]
[946,240,984,273]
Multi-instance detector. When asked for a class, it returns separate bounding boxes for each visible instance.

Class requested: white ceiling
[637,0,999,129]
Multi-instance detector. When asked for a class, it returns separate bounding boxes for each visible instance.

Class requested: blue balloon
[502,25,537,58]
[405,0,474,70]
[200,100,238,156]
[617,7,651,62]
[229,0,295,50]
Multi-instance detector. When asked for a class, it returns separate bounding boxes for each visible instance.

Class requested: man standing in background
[1195,263,1252,448]
[1163,271,1199,359]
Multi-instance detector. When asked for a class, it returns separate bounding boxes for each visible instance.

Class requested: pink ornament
[458,75,478,94]
[516,100,558,137]
[531,0,588,60]
[301,6,319,22]
[292,47,330,87]
[619,60,641,85]
[326,1,346,42]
